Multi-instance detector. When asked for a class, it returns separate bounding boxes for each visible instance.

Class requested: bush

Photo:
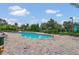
[47,29,59,34]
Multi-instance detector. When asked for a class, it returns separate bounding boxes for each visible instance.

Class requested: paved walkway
[2,33,79,55]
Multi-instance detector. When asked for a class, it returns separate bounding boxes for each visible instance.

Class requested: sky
[0,3,79,25]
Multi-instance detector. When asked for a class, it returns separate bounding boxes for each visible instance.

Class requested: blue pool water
[19,32,53,39]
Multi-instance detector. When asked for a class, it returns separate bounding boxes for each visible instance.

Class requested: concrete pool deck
[1,32,79,55]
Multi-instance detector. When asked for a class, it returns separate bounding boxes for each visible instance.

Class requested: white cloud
[60,19,68,24]
[73,16,77,20]
[2,18,17,24]
[41,18,48,23]
[60,16,79,24]
[9,5,30,16]
[9,6,22,11]
[46,9,60,14]
[1,17,22,26]
[72,16,79,22]
[31,16,48,24]
[32,16,36,19]
[56,13,63,17]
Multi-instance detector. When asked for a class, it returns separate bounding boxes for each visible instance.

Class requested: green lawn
[61,32,79,36]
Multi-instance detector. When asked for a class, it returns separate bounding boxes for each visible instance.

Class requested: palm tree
[70,17,74,32]
[70,17,73,24]
[63,21,68,32]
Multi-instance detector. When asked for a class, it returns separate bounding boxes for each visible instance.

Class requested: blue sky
[0,3,79,25]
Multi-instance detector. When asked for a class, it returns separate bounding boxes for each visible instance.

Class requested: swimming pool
[19,32,53,39]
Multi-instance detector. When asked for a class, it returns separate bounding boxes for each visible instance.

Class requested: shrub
[0,37,4,45]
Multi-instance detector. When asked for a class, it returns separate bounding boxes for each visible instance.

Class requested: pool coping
[6,31,61,40]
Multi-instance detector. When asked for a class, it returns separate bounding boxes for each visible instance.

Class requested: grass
[61,32,79,36]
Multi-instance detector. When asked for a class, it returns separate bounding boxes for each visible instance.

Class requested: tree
[46,18,61,33]
[25,24,30,31]
[0,18,8,25]
[40,23,47,32]
[20,24,26,31]
[70,3,79,8]
[14,23,18,31]
[63,20,74,32]
[46,18,55,29]
[0,18,8,32]
[69,17,74,32]
[30,24,40,32]
[14,23,18,26]
[40,18,61,34]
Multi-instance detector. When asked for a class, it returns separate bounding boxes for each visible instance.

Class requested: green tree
[40,23,47,32]
[30,24,40,32]
[40,18,61,34]
[70,3,79,8]
[14,23,18,26]
[20,24,26,31]
[0,18,8,25]
[14,23,18,31]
